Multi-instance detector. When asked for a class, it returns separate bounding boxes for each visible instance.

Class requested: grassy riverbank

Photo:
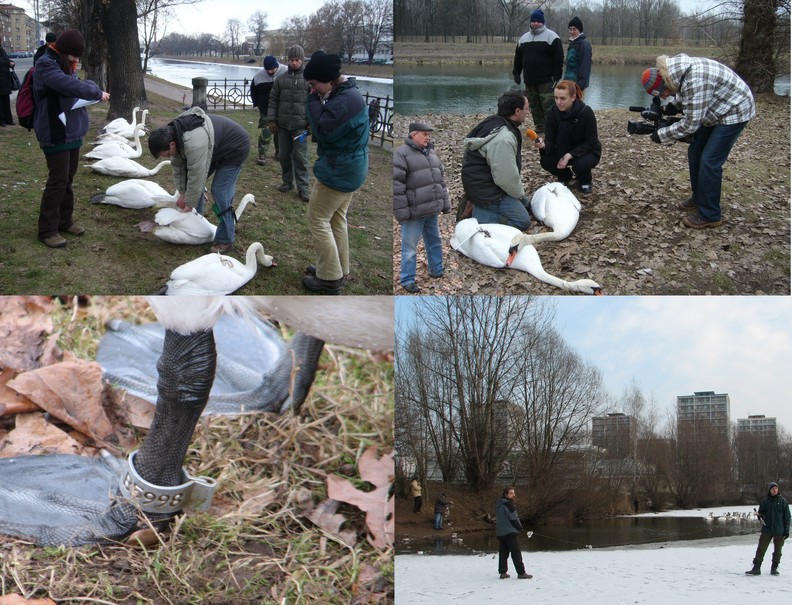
[395,41,734,65]
[0,90,393,295]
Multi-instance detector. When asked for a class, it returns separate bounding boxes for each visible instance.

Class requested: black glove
[513,75,521,85]
[664,103,681,117]
[650,130,662,144]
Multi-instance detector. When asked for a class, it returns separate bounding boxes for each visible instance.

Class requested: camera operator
[641,54,755,229]
[532,80,601,195]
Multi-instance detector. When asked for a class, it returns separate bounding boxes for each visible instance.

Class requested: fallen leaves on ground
[325,447,395,549]
[0,297,138,458]
[393,96,790,295]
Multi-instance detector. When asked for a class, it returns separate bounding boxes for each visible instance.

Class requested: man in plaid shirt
[641,54,755,229]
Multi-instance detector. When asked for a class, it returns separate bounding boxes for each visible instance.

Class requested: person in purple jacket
[32,29,109,248]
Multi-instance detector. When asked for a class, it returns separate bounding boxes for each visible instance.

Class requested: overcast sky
[396,296,792,435]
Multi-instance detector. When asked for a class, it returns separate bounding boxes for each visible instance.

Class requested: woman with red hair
[531,79,601,195]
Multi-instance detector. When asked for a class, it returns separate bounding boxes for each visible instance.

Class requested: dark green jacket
[758,491,791,536]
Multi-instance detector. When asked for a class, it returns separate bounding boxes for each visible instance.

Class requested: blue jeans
[400,215,444,286]
[434,513,443,529]
[472,195,531,230]
[197,164,243,245]
[278,127,310,194]
[687,122,747,221]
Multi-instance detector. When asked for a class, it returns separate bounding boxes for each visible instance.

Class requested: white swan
[102,107,148,138]
[154,194,257,244]
[86,158,171,178]
[451,218,603,295]
[85,124,146,159]
[165,242,275,295]
[526,182,581,244]
[90,179,178,209]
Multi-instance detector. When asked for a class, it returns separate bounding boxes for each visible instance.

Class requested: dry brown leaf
[8,360,123,447]
[308,497,358,548]
[0,367,39,416]
[0,413,84,457]
[0,596,57,605]
[0,297,58,372]
[326,447,394,550]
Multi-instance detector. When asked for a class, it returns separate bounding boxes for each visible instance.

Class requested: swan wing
[452,218,520,267]
[167,254,253,294]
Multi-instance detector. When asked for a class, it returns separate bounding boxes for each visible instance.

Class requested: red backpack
[15,67,38,130]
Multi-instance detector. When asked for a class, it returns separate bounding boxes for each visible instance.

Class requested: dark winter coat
[434,495,450,515]
[250,63,287,116]
[513,25,564,85]
[393,137,451,223]
[0,45,14,96]
[306,77,369,193]
[496,496,523,538]
[541,99,601,163]
[31,49,103,151]
[758,491,791,536]
[564,33,592,89]
[267,64,310,130]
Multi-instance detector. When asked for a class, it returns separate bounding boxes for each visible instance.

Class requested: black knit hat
[303,51,342,83]
[45,32,57,43]
[55,29,86,57]
[568,16,584,32]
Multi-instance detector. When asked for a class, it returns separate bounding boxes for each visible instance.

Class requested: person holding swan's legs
[148,108,250,253]
[461,90,532,230]
[641,55,755,229]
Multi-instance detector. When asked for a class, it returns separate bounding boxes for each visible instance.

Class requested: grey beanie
[769,481,779,490]
[287,45,305,61]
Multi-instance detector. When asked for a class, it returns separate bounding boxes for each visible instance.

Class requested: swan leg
[281,333,326,413]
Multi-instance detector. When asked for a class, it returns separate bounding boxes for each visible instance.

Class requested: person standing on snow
[745,481,790,576]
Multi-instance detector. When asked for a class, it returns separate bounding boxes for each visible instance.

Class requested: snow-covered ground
[396,506,791,604]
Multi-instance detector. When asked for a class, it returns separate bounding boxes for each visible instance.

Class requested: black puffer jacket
[758,488,791,536]
[393,137,450,223]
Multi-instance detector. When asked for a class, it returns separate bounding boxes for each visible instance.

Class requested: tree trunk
[735,0,778,94]
[100,0,148,121]
[80,0,107,90]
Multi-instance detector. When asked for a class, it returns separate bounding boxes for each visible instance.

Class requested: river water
[398,514,760,555]
[148,57,394,100]
[395,63,791,114]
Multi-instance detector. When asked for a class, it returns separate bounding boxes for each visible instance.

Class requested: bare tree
[360,0,393,63]
[248,10,269,56]
[225,18,243,58]
[509,327,606,520]
[278,16,310,55]
[396,296,545,492]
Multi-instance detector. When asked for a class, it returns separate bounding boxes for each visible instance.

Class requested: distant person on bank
[745,482,790,576]
[563,16,592,91]
[513,9,563,133]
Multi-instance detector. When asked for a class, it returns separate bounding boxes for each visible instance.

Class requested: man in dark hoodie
[746,481,791,576]
[496,486,532,579]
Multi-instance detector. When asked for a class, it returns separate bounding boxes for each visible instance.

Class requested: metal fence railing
[201,79,395,148]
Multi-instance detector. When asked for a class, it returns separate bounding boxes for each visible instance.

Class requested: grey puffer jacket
[496,496,523,538]
[267,65,310,130]
[393,137,450,223]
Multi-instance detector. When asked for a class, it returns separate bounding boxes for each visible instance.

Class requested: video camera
[627,96,682,135]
